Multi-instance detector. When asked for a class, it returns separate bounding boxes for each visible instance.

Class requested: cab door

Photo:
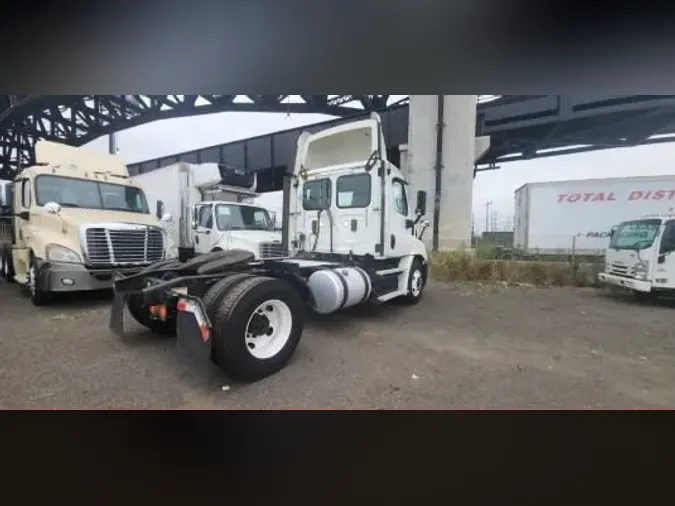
[656,220,675,288]
[384,172,413,257]
[11,178,33,277]
[333,170,380,256]
[193,203,216,254]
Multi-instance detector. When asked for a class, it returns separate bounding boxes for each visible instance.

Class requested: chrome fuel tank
[307,266,372,315]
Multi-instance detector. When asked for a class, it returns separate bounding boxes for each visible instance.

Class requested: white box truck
[514,175,675,255]
[597,212,675,300]
[131,163,283,261]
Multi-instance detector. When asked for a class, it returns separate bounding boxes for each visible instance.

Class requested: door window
[392,180,408,216]
[337,174,371,208]
[303,179,331,210]
[197,205,213,228]
[21,180,31,208]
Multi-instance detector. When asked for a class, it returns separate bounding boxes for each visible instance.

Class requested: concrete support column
[402,95,477,251]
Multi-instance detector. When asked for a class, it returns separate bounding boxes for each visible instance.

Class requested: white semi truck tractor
[110,113,430,382]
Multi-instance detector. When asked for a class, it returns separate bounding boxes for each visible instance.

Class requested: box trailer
[514,175,675,254]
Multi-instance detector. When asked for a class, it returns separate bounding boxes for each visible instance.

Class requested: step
[376,289,407,302]
[375,268,404,277]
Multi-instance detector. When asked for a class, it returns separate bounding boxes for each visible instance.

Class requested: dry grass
[430,250,603,287]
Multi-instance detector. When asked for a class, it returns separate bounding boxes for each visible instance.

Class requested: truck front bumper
[37,261,144,292]
[597,272,652,292]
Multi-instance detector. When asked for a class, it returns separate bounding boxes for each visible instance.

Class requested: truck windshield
[609,219,661,250]
[35,175,149,213]
[215,203,272,231]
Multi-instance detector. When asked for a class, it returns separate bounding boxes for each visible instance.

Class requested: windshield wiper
[105,207,143,213]
[60,203,81,208]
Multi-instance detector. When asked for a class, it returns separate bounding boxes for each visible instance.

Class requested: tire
[126,295,177,336]
[634,290,657,303]
[201,273,253,320]
[398,258,427,305]
[210,276,305,382]
[1,250,15,283]
[28,255,53,306]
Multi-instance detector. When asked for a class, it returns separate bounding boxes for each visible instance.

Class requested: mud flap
[109,290,127,337]
[175,300,221,383]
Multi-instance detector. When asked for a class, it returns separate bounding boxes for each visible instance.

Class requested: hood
[228,229,282,244]
[51,208,162,228]
[607,248,652,266]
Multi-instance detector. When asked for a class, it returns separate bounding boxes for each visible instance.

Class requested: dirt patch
[1,279,674,408]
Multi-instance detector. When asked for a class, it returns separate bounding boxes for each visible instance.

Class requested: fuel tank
[307,266,372,315]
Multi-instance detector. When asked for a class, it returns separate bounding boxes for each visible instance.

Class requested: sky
[82,96,675,234]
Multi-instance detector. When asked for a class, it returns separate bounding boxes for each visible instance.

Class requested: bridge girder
[0,95,391,178]
[5,95,675,180]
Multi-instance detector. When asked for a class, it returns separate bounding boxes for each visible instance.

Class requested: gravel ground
[2,279,675,408]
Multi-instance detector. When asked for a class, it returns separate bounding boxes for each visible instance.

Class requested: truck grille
[260,242,286,259]
[609,262,634,278]
[85,226,164,266]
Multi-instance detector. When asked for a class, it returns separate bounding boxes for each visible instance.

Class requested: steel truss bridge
[3,95,675,180]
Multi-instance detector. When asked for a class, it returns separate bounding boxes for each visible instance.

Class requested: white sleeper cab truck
[132,162,283,261]
[110,113,430,382]
[598,214,675,301]
[0,141,176,306]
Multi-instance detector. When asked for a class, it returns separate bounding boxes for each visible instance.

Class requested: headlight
[634,260,649,280]
[46,244,82,264]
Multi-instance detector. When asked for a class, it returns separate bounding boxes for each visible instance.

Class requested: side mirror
[269,212,277,230]
[161,213,173,224]
[415,190,427,216]
[43,202,62,214]
[156,200,165,220]
[609,226,617,239]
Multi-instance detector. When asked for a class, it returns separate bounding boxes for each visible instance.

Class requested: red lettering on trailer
[556,189,675,203]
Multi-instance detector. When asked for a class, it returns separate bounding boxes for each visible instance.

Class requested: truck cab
[191,200,284,259]
[598,214,675,300]
[0,141,176,305]
[287,113,430,301]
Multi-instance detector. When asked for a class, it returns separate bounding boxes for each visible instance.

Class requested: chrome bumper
[597,272,652,292]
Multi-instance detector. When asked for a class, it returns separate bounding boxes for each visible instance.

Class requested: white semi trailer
[131,163,283,261]
[515,175,675,254]
[110,113,430,382]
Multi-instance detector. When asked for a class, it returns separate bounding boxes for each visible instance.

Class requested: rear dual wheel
[203,276,305,382]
